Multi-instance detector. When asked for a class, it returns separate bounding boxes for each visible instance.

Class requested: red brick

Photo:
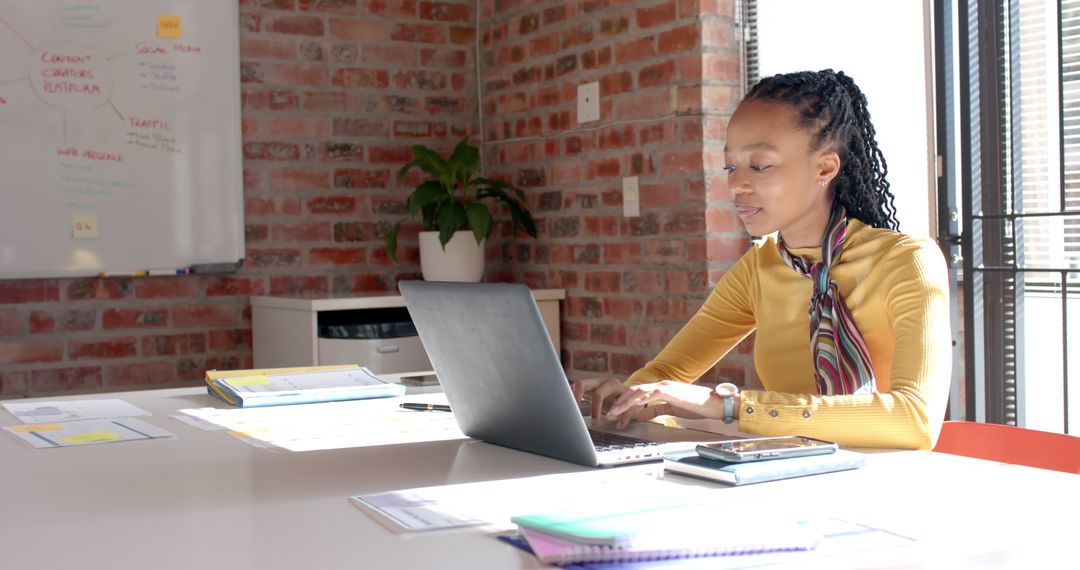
[611,353,647,375]
[600,70,634,95]
[602,243,642,264]
[142,333,207,356]
[308,248,366,266]
[530,32,559,57]
[244,141,301,161]
[267,16,325,36]
[636,1,677,28]
[639,60,677,88]
[172,304,243,328]
[615,37,656,65]
[583,215,619,237]
[30,367,102,394]
[585,271,622,293]
[658,23,698,54]
[659,150,703,174]
[134,278,200,299]
[298,0,359,12]
[0,280,60,303]
[247,249,303,268]
[563,321,589,342]
[706,207,737,232]
[270,168,332,190]
[598,125,636,149]
[272,221,331,241]
[304,91,348,111]
[0,340,62,364]
[0,308,23,334]
[571,350,608,373]
[369,0,418,17]
[368,145,413,164]
[587,158,621,179]
[69,338,136,360]
[643,239,687,263]
[209,329,253,351]
[342,274,391,292]
[332,117,389,137]
[206,277,265,297]
[420,48,467,68]
[307,196,358,215]
[420,1,471,21]
[102,308,168,329]
[0,370,28,396]
[241,37,296,59]
[265,63,327,86]
[105,362,175,388]
[392,22,446,43]
[449,25,475,44]
[362,45,419,66]
[328,18,386,40]
[331,67,389,87]
[701,19,733,48]
[590,324,628,346]
[333,168,391,188]
[269,275,330,295]
[270,90,300,111]
[703,52,739,80]
[604,298,642,320]
[265,117,328,138]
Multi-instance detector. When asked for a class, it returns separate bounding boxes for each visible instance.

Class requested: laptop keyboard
[588,429,662,452]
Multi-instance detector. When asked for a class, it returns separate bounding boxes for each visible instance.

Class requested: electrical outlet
[577,81,600,123]
[622,176,640,218]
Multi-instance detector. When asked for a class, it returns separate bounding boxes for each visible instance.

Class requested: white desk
[1,387,1076,570]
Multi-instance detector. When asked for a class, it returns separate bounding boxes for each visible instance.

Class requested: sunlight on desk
[176,393,465,452]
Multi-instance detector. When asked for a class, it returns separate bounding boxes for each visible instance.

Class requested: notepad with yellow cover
[205,364,405,408]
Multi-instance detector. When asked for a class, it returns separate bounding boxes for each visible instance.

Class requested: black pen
[399,402,451,412]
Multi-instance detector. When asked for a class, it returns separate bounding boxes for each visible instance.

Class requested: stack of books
[509,503,820,565]
[205,364,405,408]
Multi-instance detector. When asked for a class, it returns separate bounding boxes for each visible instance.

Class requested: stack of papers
[205,365,406,407]
[2,399,175,449]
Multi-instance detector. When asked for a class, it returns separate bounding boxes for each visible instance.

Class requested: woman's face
[723,99,839,247]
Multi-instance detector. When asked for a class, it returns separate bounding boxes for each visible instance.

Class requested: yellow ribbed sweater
[625,219,952,450]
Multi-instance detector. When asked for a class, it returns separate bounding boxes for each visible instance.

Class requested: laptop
[398,281,726,467]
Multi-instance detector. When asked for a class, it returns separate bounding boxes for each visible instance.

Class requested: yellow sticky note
[157,14,182,39]
[227,375,271,387]
[63,430,120,444]
[11,424,64,432]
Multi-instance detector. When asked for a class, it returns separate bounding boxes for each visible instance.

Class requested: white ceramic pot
[418,230,485,282]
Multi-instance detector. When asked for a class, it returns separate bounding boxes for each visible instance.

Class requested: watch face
[715,382,738,397]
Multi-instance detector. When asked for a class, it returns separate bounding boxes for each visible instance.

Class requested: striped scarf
[777,206,876,396]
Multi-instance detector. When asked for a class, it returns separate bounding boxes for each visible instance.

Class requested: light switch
[577,81,600,123]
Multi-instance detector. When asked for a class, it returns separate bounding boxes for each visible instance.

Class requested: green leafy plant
[384,138,538,264]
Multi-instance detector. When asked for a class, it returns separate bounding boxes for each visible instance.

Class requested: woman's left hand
[605,380,729,429]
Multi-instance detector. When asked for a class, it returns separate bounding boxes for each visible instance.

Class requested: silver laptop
[398,281,725,467]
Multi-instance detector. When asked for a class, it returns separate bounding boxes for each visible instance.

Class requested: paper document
[350,468,707,533]
[3,399,151,424]
[178,393,464,452]
[4,418,176,449]
[207,365,406,407]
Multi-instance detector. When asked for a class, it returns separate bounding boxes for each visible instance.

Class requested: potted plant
[384,138,538,282]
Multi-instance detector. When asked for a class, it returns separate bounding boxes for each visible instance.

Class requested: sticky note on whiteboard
[157,14,182,38]
[72,213,98,239]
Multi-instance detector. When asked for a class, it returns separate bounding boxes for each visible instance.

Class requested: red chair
[934,421,1080,474]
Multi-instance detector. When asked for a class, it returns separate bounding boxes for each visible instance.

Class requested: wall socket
[576,81,600,123]
[622,176,640,218]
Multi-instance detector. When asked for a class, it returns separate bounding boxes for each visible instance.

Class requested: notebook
[398,281,725,467]
[511,503,820,564]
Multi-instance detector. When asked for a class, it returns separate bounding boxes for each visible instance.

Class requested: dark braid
[745,70,899,230]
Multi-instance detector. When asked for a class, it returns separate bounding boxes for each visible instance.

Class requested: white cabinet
[250,290,565,380]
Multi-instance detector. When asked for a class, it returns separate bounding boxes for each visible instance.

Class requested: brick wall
[0,0,479,398]
[0,0,755,399]
[479,0,755,386]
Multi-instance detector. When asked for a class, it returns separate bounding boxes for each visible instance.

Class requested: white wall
[756,0,935,236]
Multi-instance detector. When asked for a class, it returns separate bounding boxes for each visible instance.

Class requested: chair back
[934,421,1080,474]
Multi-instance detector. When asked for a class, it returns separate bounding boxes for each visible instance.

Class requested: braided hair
[745,69,899,230]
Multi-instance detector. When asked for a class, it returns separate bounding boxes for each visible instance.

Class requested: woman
[573,70,951,450]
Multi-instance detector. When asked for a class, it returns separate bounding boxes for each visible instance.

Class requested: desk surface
[1,387,1076,570]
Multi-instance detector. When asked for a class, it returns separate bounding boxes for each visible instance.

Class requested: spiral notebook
[517,525,819,565]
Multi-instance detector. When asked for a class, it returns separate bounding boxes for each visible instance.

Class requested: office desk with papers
[0,386,1075,569]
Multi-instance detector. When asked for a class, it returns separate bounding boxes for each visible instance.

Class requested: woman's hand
[571,377,630,424]
[573,379,731,429]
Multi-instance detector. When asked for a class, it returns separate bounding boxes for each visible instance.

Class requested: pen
[399,402,451,412]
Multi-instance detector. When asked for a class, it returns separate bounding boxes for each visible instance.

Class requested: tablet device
[696,436,837,463]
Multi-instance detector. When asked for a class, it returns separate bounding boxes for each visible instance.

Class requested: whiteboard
[0,0,243,279]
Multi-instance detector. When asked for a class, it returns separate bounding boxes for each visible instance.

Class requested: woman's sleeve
[624,249,758,386]
[738,241,952,450]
